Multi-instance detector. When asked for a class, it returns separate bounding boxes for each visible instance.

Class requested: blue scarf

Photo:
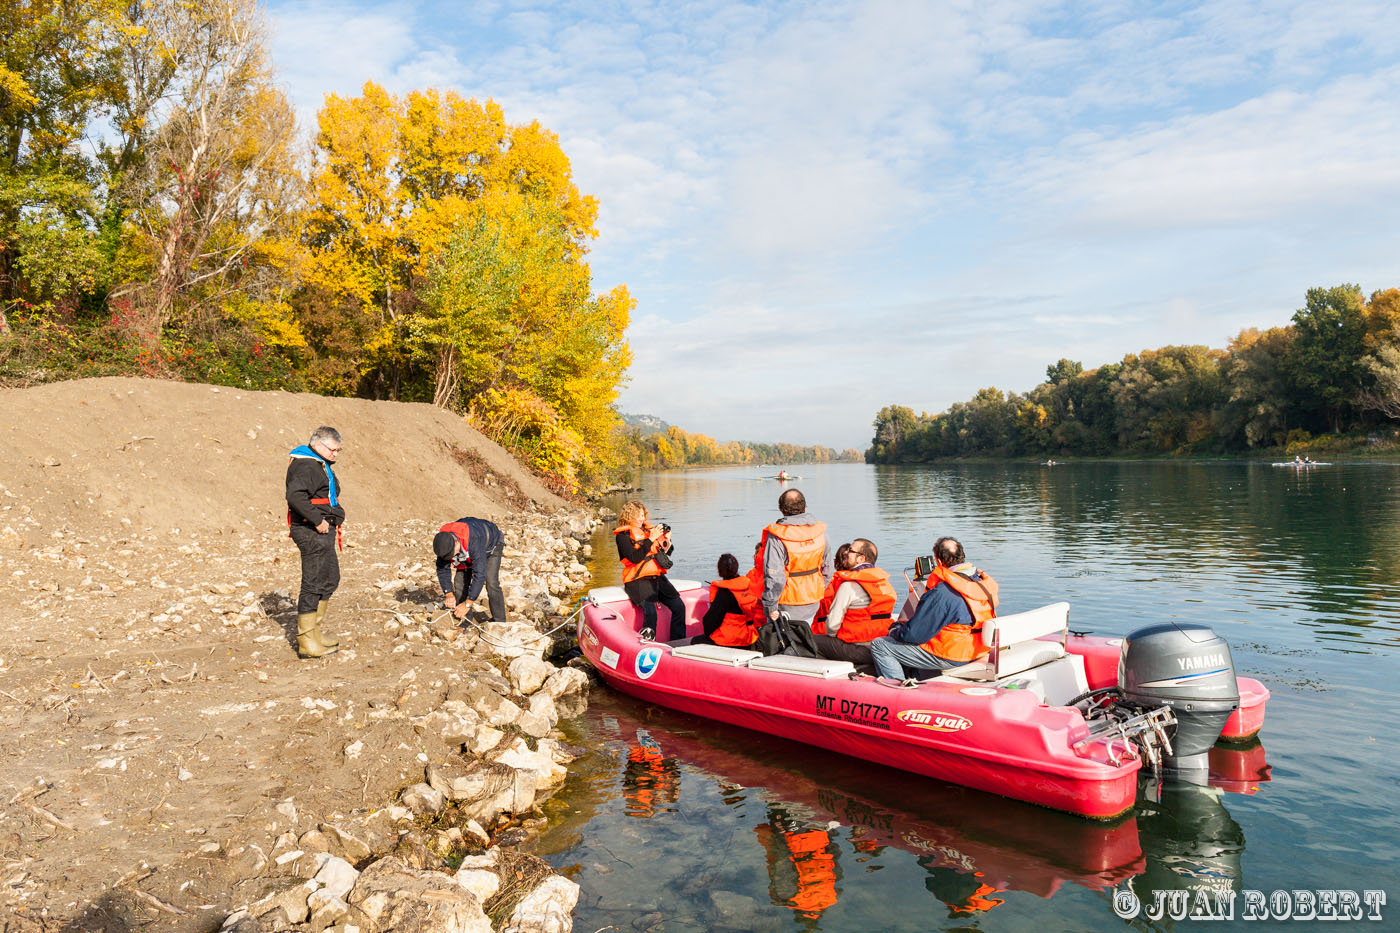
[289,444,338,506]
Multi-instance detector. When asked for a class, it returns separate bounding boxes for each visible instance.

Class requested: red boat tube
[579,582,1269,820]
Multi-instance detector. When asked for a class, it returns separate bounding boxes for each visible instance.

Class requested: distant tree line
[621,424,861,470]
[868,285,1400,461]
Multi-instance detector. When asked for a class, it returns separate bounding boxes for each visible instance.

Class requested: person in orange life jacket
[811,538,895,673]
[760,488,833,626]
[286,426,345,658]
[869,536,998,680]
[614,499,688,641]
[694,553,761,647]
[432,517,506,624]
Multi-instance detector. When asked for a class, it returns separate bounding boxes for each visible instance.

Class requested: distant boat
[761,472,801,480]
[1270,461,1330,468]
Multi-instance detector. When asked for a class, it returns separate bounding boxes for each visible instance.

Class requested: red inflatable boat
[579,580,1270,820]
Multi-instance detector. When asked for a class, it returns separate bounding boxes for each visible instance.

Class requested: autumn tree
[301,83,599,399]
[117,0,300,342]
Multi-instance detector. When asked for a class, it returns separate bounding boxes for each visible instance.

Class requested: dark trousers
[453,543,506,623]
[290,523,340,613]
[812,632,876,675]
[629,575,687,641]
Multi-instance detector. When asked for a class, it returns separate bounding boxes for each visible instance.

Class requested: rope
[358,599,588,651]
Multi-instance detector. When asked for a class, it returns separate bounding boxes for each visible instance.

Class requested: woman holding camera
[614,499,688,641]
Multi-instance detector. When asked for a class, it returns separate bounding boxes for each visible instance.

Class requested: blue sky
[266,0,1400,449]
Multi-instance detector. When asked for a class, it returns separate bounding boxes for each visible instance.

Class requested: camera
[914,554,937,579]
[659,523,672,533]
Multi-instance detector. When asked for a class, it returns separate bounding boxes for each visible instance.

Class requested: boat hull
[582,587,1144,819]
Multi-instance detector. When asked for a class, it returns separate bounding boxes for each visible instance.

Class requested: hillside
[0,377,563,543]
[0,377,597,930]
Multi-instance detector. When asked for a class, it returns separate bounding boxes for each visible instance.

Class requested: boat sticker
[634,646,663,680]
[896,709,973,732]
[579,622,598,649]
[814,694,890,730]
[599,647,620,669]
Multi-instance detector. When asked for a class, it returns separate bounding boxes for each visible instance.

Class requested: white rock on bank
[502,874,580,933]
[508,655,553,695]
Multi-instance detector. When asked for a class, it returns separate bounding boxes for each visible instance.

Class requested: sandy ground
[0,378,592,931]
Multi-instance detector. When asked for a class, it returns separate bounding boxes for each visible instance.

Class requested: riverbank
[0,378,602,931]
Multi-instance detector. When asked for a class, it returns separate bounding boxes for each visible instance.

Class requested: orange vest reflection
[623,742,680,819]
[756,810,840,920]
[919,858,1006,917]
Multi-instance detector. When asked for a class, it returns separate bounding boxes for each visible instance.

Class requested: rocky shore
[0,506,602,932]
[0,377,625,932]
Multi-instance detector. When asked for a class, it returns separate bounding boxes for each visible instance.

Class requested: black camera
[914,554,937,579]
[659,523,672,533]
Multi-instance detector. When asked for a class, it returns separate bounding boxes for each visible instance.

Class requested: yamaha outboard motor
[1119,623,1240,773]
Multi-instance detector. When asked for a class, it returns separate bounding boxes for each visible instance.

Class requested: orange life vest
[919,564,999,663]
[439,521,471,568]
[812,566,897,643]
[761,520,827,606]
[746,552,766,623]
[615,523,666,584]
[707,577,760,647]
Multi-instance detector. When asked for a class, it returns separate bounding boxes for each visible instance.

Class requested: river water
[532,463,1400,930]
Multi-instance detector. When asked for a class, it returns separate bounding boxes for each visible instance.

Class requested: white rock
[507,655,553,696]
[502,874,580,933]
[312,855,360,900]
[453,868,500,903]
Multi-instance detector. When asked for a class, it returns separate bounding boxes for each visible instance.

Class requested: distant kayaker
[285,426,345,658]
[694,553,761,647]
[809,538,896,673]
[869,536,999,680]
[433,517,507,624]
[760,489,834,626]
[615,499,687,641]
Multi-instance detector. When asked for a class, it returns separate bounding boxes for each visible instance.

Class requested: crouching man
[433,517,507,624]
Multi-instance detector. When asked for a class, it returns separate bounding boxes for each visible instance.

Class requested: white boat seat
[747,656,856,679]
[587,585,630,605]
[667,579,704,592]
[671,644,763,666]
[943,602,1071,682]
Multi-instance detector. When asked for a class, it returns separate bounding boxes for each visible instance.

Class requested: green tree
[1283,285,1369,433]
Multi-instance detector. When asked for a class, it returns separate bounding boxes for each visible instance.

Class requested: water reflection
[540,694,1272,930]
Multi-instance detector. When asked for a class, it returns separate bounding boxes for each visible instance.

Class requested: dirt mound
[0,377,595,930]
[0,376,561,542]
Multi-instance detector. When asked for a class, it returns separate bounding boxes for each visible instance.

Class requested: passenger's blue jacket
[435,517,503,599]
[886,577,976,645]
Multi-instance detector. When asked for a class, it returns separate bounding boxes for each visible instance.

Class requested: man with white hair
[286,425,345,658]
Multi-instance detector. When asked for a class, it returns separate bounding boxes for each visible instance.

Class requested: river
[531,462,1400,930]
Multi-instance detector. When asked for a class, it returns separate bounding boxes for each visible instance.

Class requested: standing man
[286,426,345,658]
[869,536,998,680]
[434,516,507,624]
[760,488,833,627]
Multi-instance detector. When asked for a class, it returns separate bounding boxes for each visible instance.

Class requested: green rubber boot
[315,600,339,648]
[296,612,337,659]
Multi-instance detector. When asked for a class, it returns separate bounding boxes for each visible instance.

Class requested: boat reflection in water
[1127,742,1272,909]
[601,697,1269,923]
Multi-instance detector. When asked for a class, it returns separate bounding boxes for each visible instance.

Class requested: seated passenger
[614,499,687,641]
[694,554,761,647]
[869,536,998,680]
[810,538,895,673]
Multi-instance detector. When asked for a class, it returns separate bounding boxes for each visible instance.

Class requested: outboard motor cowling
[1119,623,1240,773]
